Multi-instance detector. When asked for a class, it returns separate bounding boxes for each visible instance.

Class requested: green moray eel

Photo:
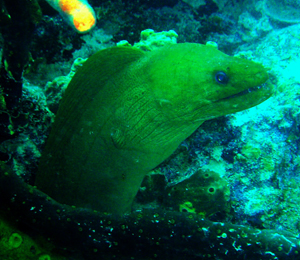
[35,43,273,214]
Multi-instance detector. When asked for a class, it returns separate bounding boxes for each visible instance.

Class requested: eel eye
[215,71,229,84]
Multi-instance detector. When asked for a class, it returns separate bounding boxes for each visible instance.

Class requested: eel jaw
[218,82,271,102]
[200,80,274,120]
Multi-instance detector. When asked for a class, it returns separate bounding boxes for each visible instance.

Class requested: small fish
[45,0,96,33]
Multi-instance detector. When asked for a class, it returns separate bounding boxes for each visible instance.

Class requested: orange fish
[46,0,96,33]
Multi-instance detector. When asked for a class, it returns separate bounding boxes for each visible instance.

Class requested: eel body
[35,43,273,214]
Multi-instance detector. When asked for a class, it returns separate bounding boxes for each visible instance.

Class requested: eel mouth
[218,81,271,102]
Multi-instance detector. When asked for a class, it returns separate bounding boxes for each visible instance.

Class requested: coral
[1,163,300,259]
[0,0,42,109]
[182,0,205,9]
[72,28,114,59]
[237,11,272,41]
[213,0,231,10]
[8,233,23,248]
[0,83,53,183]
[179,201,196,213]
[44,57,87,113]
[264,0,300,23]
[118,29,178,51]
[226,23,300,233]
[164,170,230,218]
[39,254,51,260]
[0,216,59,260]
[0,93,6,111]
